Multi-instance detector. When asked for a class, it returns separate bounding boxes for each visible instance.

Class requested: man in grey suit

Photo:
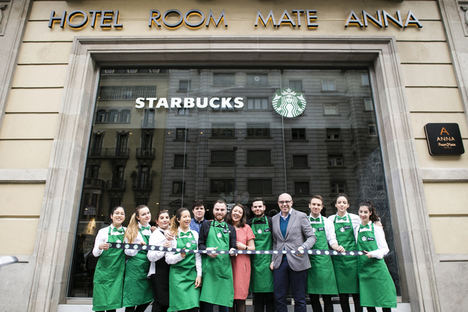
[270,193,316,312]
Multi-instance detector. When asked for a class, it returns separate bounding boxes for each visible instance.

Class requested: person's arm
[193,231,202,277]
[125,232,142,257]
[198,221,210,250]
[236,225,256,250]
[300,214,316,250]
[324,218,343,251]
[228,224,237,250]
[366,225,389,259]
[147,230,166,262]
[92,228,107,257]
[165,235,184,264]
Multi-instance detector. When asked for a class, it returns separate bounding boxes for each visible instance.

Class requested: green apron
[200,221,234,307]
[123,227,153,307]
[93,226,125,311]
[307,216,339,295]
[168,230,200,312]
[332,214,359,294]
[357,223,397,308]
[250,216,274,293]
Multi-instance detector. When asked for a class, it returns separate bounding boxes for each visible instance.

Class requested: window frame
[36,38,437,311]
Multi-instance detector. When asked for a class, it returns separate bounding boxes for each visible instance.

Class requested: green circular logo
[272,88,307,118]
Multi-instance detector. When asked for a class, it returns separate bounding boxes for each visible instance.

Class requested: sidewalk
[58,300,412,312]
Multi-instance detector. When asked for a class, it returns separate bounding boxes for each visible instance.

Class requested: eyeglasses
[278,200,292,204]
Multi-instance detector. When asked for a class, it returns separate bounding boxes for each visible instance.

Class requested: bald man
[270,193,316,312]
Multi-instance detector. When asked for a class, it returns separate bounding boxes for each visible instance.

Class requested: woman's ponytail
[125,212,139,243]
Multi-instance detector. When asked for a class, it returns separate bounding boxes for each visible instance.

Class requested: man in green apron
[307,195,342,312]
[198,199,237,312]
[248,198,274,312]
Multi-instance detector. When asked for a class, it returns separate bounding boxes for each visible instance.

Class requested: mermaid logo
[272,88,306,118]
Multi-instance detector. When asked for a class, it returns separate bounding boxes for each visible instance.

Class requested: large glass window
[68,67,400,297]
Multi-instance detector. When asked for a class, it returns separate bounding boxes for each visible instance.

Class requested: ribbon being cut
[108,242,365,256]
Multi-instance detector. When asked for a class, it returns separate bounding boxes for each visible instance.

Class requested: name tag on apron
[340,225,351,232]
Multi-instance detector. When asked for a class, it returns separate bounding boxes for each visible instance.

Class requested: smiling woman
[92,206,126,311]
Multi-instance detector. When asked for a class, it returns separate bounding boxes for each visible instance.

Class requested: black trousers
[252,292,275,312]
[309,294,333,312]
[201,302,228,312]
[338,294,362,312]
[126,303,151,312]
[273,257,308,312]
[365,308,391,312]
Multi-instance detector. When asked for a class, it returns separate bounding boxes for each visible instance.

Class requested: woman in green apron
[123,205,154,312]
[166,208,202,312]
[356,202,396,312]
[198,199,237,312]
[307,195,343,312]
[92,206,126,312]
[328,194,362,312]
[248,198,274,312]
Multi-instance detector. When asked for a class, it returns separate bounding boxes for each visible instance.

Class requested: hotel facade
[0,0,467,311]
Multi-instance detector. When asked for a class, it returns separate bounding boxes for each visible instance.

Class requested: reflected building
[69,67,398,297]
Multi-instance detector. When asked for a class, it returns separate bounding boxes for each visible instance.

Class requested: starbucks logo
[272,88,307,118]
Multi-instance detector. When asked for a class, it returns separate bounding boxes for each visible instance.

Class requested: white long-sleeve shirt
[92,225,126,257]
[354,222,389,259]
[328,212,361,231]
[124,223,152,257]
[309,214,338,246]
[165,228,202,277]
[147,227,168,276]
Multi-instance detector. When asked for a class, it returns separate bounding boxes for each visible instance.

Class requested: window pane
[247,150,271,166]
[69,67,399,298]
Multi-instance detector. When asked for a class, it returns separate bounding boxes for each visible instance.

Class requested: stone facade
[0,1,467,311]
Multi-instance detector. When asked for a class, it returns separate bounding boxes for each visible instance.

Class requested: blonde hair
[169,208,189,237]
[125,205,148,243]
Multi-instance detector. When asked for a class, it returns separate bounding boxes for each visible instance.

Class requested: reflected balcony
[106,179,126,192]
[136,148,155,159]
[83,178,105,189]
[142,119,156,129]
[88,148,129,159]
[132,180,153,191]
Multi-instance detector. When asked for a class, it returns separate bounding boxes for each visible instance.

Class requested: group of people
[92,193,396,312]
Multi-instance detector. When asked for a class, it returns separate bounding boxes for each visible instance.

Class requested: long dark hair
[359,200,380,223]
[226,203,247,227]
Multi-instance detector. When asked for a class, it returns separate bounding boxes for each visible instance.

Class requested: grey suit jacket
[271,208,316,271]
